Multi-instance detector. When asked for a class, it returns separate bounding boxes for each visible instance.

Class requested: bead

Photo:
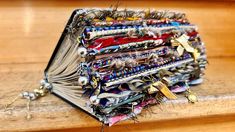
[38,89,46,96]
[34,88,46,96]
[77,47,87,58]
[40,79,46,86]
[21,91,29,98]
[90,95,100,105]
[33,89,40,94]
[78,76,88,86]
[187,94,197,103]
[29,93,37,100]
[25,96,31,100]
[44,83,52,90]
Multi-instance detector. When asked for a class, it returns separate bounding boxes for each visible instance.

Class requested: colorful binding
[45,8,207,126]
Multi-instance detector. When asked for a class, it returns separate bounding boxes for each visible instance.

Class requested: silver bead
[90,95,100,105]
[78,76,88,86]
[44,83,52,90]
[21,91,29,98]
[25,96,31,100]
[77,47,87,58]
[40,79,46,86]
[29,93,37,100]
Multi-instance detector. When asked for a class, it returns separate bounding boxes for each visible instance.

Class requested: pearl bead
[22,91,29,98]
[29,93,37,100]
[90,95,100,105]
[77,47,87,58]
[78,76,88,86]
[44,83,52,90]
[40,79,46,86]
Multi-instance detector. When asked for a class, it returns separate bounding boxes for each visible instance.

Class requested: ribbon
[172,34,200,61]
[150,81,177,99]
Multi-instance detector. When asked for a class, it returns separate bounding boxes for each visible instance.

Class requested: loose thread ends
[26,99,32,120]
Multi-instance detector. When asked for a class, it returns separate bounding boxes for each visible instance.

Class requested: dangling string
[4,94,21,114]
[26,99,32,119]
[4,94,32,119]
[4,80,51,119]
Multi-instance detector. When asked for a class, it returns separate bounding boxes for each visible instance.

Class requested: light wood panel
[1,58,235,131]
[0,0,235,64]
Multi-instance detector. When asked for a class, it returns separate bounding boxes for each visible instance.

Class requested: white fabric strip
[105,55,206,87]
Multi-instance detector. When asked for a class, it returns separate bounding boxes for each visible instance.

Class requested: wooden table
[1,0,235,131]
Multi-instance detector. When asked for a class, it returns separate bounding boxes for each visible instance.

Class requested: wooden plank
[1,57,235,131]
[1,0,235,64]
[48,115,235,132]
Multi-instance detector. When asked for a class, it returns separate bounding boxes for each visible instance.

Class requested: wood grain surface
[1,58,235,131]
[0,0,235,131]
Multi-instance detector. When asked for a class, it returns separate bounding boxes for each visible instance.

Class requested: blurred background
[0,0,235,65]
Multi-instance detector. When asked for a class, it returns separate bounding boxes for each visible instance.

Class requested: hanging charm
[184,82,198,103]
[4,79,52,119]
[185,89,198,103]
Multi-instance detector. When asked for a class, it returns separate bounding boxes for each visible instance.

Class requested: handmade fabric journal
[9,8,208,126]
